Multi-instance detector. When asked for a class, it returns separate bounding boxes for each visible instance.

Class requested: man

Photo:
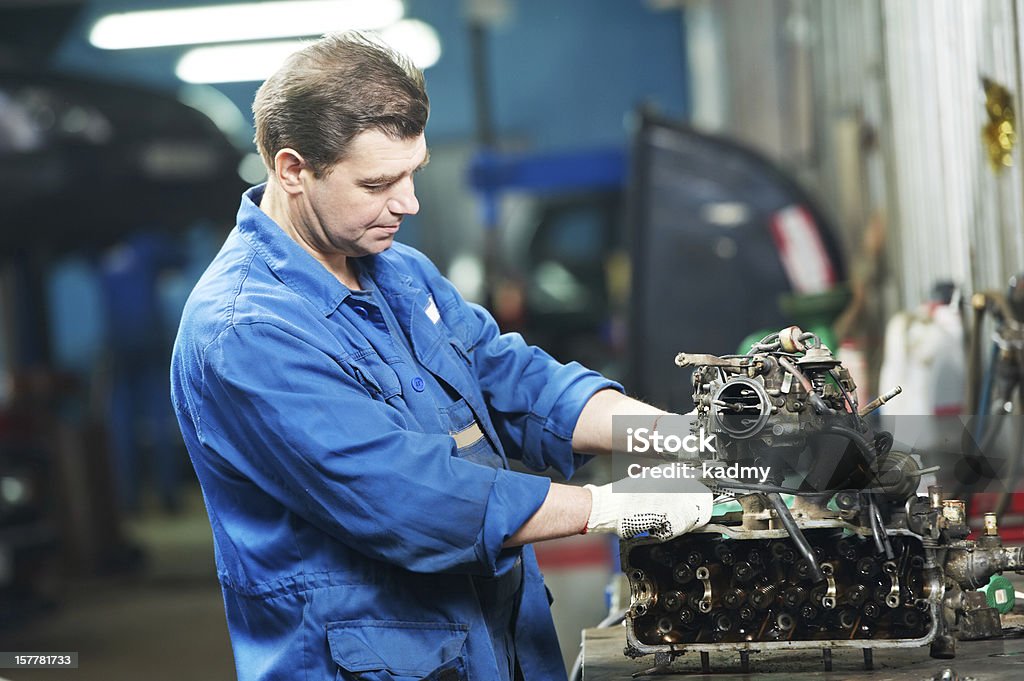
[171,32,711,681]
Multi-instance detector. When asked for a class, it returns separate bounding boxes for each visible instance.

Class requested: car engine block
[620,327,1024,670]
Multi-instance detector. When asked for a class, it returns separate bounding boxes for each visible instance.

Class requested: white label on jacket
[425,296,440,324]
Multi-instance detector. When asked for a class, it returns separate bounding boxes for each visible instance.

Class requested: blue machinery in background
[466,145,629,375]
[469,146,627,225]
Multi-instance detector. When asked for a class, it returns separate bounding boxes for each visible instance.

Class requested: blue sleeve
[405,248,624,479]
[462,302,622,478]
[196,320,549,577]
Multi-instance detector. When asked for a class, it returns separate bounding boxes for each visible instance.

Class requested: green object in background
[737,287,851,353]
[712,499,743,514]
[983,574,1015,614]
[711,494,795,516]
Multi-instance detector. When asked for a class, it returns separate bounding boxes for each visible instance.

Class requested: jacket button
[411,376,425,392]
[352,305,369,318]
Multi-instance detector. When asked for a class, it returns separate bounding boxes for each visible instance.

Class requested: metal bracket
[884,560,901,608]
[696,566,713,614]
[821,562,837,609]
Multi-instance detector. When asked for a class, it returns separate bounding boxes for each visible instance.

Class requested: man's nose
[388,178,419,216]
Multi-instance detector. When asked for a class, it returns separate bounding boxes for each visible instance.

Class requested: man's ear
[273,148,307,194]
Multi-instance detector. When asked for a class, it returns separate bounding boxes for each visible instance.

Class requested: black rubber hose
[868,499,886,556]
[868,497,894,559]
[765,492,825,584]
[819,423,877,463]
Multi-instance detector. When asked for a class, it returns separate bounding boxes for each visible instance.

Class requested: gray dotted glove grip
[584,479,713,540]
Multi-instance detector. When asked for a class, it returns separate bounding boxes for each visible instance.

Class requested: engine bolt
[838,608,857,629]
[723,588,747,609]
[751,584,778,610]
[847,584,868,606]
[673,564,694,584]
[663,591,683,612]
[733,561,755,583]
[857,557,878,577]
[784,586,808,608]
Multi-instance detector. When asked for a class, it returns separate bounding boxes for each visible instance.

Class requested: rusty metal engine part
[621,327,1024,670]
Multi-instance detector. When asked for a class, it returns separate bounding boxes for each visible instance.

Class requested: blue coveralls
[170,185,621,680]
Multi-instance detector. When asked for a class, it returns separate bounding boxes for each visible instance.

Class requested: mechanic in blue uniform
[171,33,711,681]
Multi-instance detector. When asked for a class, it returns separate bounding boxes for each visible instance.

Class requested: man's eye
[363,183,391,193]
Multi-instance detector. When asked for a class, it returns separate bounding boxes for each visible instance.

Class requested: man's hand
[584,469,713,540]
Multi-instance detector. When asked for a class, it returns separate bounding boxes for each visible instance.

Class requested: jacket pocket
[347,349,403,401]
[448,338,473,368]
[327,620,469,681]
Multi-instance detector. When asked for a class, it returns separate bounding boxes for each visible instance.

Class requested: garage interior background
[2,0,1024,679]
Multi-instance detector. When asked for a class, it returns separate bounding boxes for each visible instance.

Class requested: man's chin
[359,235,397,255]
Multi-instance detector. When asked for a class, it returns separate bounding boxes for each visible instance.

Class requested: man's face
[298,129,428,258]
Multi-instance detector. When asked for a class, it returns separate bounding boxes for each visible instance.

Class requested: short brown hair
[252,32,429,177]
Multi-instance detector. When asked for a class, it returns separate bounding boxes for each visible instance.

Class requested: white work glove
[584,470,713,540]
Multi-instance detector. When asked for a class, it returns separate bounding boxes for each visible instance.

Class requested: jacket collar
[236,184,354,316]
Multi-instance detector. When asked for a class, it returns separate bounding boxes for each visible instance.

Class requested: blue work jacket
[170,185,621,680]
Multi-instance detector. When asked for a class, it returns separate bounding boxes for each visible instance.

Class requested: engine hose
[828,369,857,414]
[765,492,825,584]
[777,356,834,416]
[869,498,894,559]
[868,503,886,555]
[818,423,878,464]
[777,356,814,393]
[874,431,894,458]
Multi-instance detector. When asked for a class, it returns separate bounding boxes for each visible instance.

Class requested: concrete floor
[2,488,235,681]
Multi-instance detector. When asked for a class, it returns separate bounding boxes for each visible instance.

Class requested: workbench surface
[581,625,1024,680]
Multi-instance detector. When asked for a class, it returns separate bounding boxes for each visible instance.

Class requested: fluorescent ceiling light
[90,0,404,50]
[379,20,442,71]
[176,20,442,84]
[176,40,308,84]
